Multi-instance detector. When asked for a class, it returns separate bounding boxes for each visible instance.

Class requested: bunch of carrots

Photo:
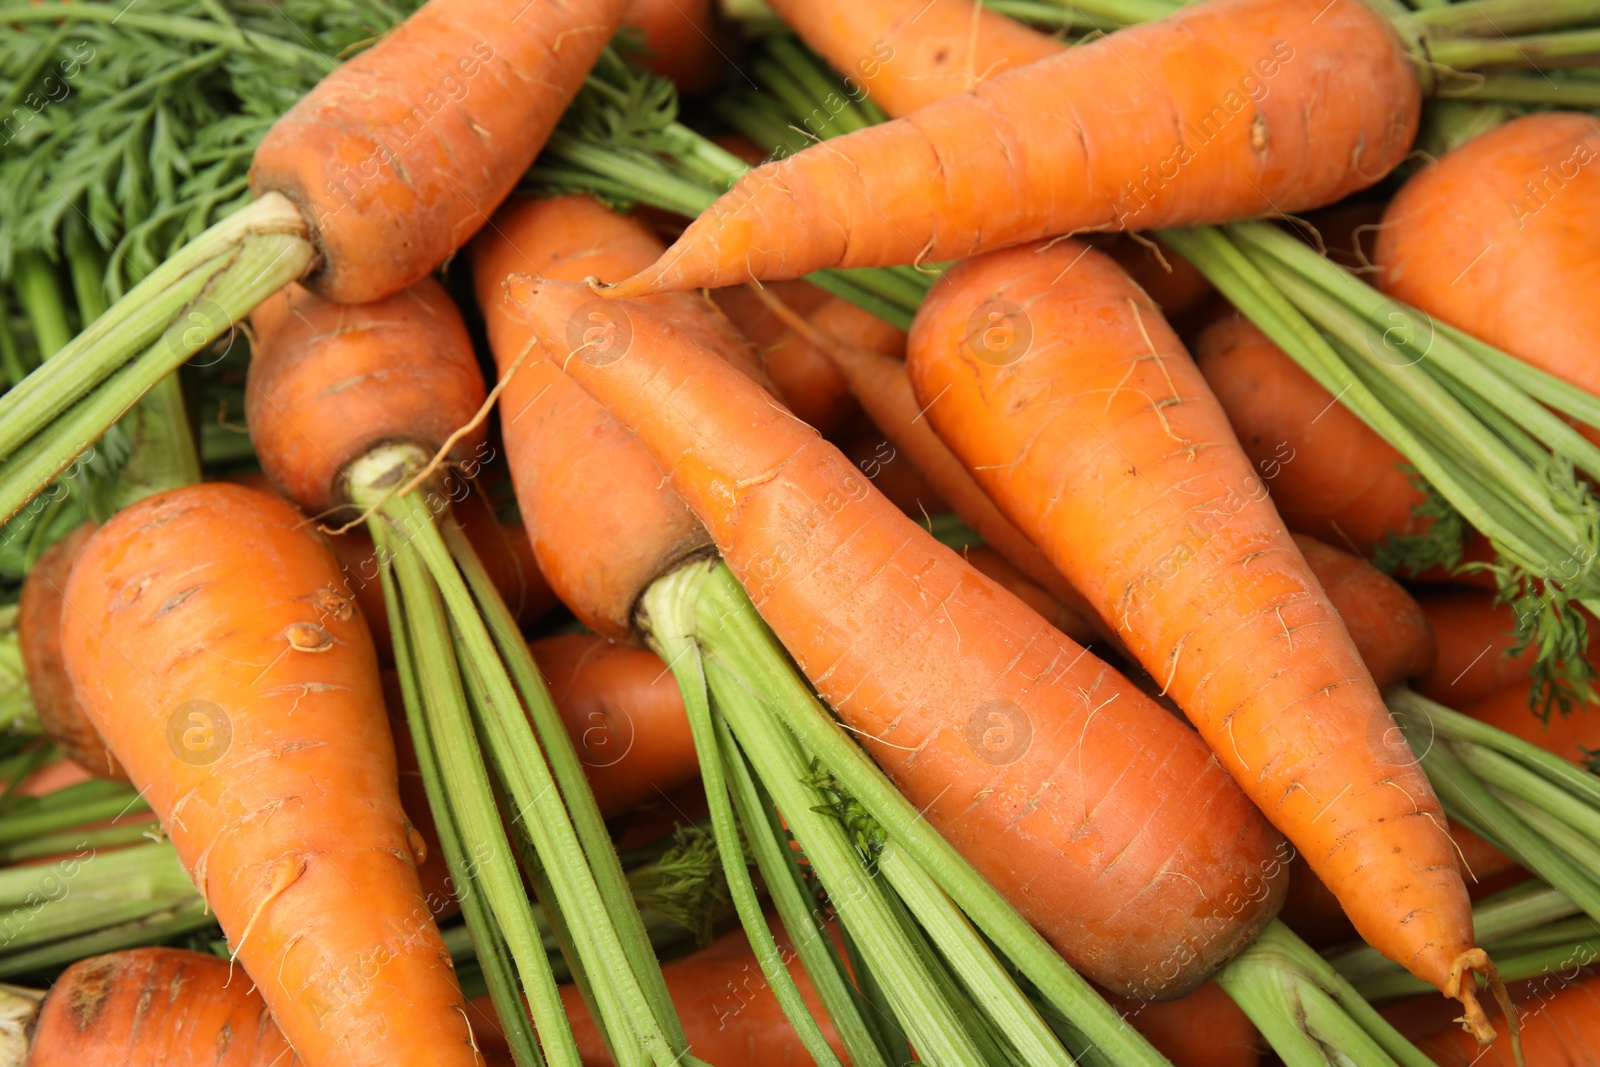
[2,0,1600,1064]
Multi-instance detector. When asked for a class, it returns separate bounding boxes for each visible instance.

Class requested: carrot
[600,0,1419,296]
[250,0,629,303]
[531,633,699,820]
[1417,970,1600,1066]
[625,0,722,96]
[507,275,1287,1000]
[1375,112,1600,447]
[904,239,1493,1032]
[1193,312,1429,557]
[17,522,123,782]
[469,194,769,641]
[1417,589,1542,706]
[963,545,1098,647]
[1464,680,1600,768]
[1292,532,1437,693]
[762,0,1064,118]
[1106,237,1214,320]
[1106,981,1261,1067]
[837,431,950,517]
[59,484,480,1067]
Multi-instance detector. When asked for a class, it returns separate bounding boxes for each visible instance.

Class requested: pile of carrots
[3,0,1600,1064]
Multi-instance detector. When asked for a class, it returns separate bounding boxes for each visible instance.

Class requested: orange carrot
[905,239,1491,1031]
[451,477,558,625]
[17,522,123,781]
[531,633,698,820]
[1375,112,1600,446]
[1418,970,1600,1066]
[763,0,1063,118]
[60,484,480,1067]
[249,0,629,303]
[963,545,1098,647]
[602,0,1418,296]
[470,194,769,640]
[1417,589,1542,707]
[507,275,1287,1000]
[1106,981,1261,1067]
[1292,532,1437,693]
[1107,237,1214,320]
[625,0,723,96]
[837,431,950,517]
[1464,680,1600,768]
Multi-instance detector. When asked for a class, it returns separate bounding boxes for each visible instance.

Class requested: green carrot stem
[1429,26,1600,69]
[0,899,216,979]
[693,562,1168,1067]
[1437,70,1600,104]
[367,511,579,1067]
[0,819,159,864]
[1354,932,1600,1001]
[1413,0,1600,35]
[13,252,73,360]
[0,792,147,846]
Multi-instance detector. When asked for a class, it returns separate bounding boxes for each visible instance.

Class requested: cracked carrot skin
[470,194,770,641]
[249,0,629,304]
[513,276,1287,1000]
[604,0,1418,296]
[764,0,1064,118]
[60,484,481,1067]
[905,239,1480,1012]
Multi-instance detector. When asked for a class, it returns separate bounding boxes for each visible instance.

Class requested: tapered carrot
[601,0,1418,297]
[508,275,1286,1000]
[469,194,769,640]
[763,0,1064,118]
[1292,533,1436,693]
[905,239,1493,1033]
[250,0,629,303]
[1417,590,1542,707]
[1375,112,1600,446]
[59,484,480,1067]
[17,522,123,781]
[1418,970,1600,1067]
[531,633,698,820]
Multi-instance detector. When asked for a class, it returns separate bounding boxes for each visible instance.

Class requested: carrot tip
[1445,947,1521,1055]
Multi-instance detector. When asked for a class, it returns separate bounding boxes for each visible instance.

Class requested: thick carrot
[531,633,698,820]
[763,0,1063,118]
[964,545,1098,647]
[469,194,768,640]
[1417,589,1542,707]
[17,522,123,781]
[905,239,1490,1030]
[1194,313,1428,557]
[249,0,629,303]
[1417,969,1600,1067]
[602,0,1418,296]
[1292,532,1437,693]
[625,0,722,96]
[60,484,479,1067]
[1375,112,1600,446]
[508,275,1287,1000]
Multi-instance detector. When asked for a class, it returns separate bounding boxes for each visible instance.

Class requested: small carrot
[1417,589,1542,707]
[60,485,480,1067]
[905,239,1491,1033]
[1291,532,1437,693]
[601,0,1419,296]
[250,0,630,303]
[508,274,1287,1000]
[531,633,699,820]
[1375,112,1600,447]
[17,522,123,781]
[470,194,769,641]
[763,0,1064,118]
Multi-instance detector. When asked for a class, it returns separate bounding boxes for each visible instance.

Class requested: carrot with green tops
[17,522,122,781]
[532,633,699,820]
[1375,112,1600,447]
[763,0,1064,118]
[600,0,1418,297]
[59,484,481,1067]
[506,273,1287,1000]
[904,238,1496,1034]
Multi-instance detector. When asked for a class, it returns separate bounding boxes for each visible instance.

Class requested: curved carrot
[18,522,124,781]
[508,275,1287,1000]
[1417,589,1542,707]
[603,0,1418,296]
[764,0,1063,118]
[1292,532,1436,693]
[625,0,723,95]
[245,276,486,519]
[1375,112,1600,446]
[1418,970,1600,1067]
[469,194,768,640]
[905,239,1488,1029]
[60,484,479,1067]
[1193,313,1427,556]
[531,633,699,820]
[249,0,629,303]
